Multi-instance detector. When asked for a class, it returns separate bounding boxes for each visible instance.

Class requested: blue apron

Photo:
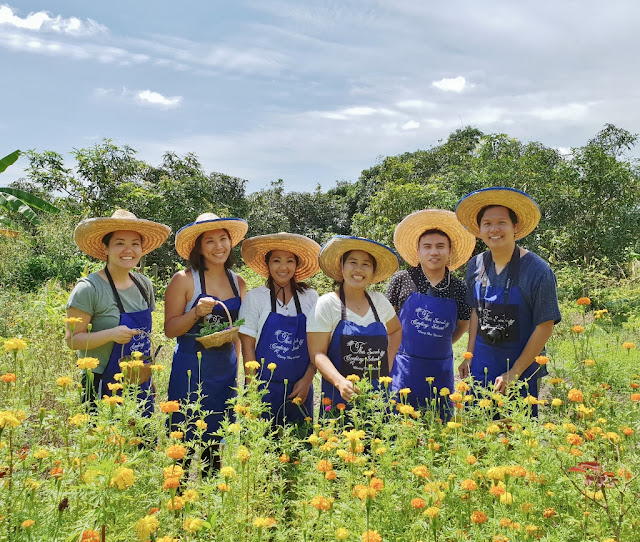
[391,281,457,418]
[255,284,313,424]
[167,269,240,442]
[471,248,547,416]
[100,267,154,417]
[322,287,389,407]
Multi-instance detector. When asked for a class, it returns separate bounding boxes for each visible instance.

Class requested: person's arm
[385,315,402,371]
[452,319,469,344]
[308,331,356,401]
[234,275,247,356]
[239,333,257,382]
[458,309,478,378]
[164,272,217,338]
[287,364,316,403]
[493,320,555,393]
[65,306,139,351]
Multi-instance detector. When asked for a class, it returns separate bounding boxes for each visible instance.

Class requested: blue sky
[1,1,639,192]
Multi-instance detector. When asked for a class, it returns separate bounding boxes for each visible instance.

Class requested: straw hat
[175,213,248,260]
[241,232,321,281]
[455,187,541,240]
[319,236,399,283]
[393,209,476,270]
[74,209,171,261]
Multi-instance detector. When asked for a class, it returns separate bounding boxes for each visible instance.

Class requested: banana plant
[1,150,60,235]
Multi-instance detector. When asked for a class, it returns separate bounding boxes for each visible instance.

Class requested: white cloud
[401,120,420,130]
[432,76,468,93]
[529,103,591,121]
[94,87,183,109]
[0,5,106,36]
[395,99,436,110]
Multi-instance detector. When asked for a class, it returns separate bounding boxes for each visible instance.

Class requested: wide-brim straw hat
[393,209,476,270]
[319,235,399,284]
[74,209,171,261]
[455,187,541,240]
[175,213,249,260]
[241,232,321,281]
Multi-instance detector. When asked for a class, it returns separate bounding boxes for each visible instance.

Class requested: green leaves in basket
[198,318,245,336]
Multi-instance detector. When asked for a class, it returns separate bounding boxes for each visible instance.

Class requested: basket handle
[119,328,156,362]
[216,300,234,328]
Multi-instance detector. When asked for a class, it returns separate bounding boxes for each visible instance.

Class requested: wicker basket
[118,330,155,385]
[196,301,239,349]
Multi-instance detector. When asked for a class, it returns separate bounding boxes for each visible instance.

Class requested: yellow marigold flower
[335,527,350,540]
[292,397,303,406]
[217,482,230,492]
[463,351,473,360]
[551,398,563,407]
[267,362,277,371]
[279,453,290,463]
[113,372,123,381]
[163,465,184,479]
[227,423,241,434]
[361,529,382,542]
[411,497,426,509]
[136,515,159,541]
[584,359,596,367]
[107,382,123,392]
[346,374,360,382]
[237,445,251,463]
[56,376,73,387]
[160,401,180,413]
[110,467,135,490]
[245,360,260,371]
[4,338,27,352]
[76,357,99,370]
[500,492,514,505]
[604,431,621,443]
[166,444,187,460]
[1,373,16,383]
[571,325,584,334]
[466,455,477,465]
[623,342,635,350]
[412,465,430,478]
[183,517,204,533]
[195,419,207,431]
[439,387,450,396]
[456,381,471,392]
[102,395,123,406]
[424,506,440,519]
[449,392,463,402]
[470,510,488,524]
[487,467,505,481]
[567,389,583,402]
[447,421,462,429]
[379,376,392,386]
[69,414,89,426]
[21,519,34,529]
[461,479,478,491]
[399,387,411,396]
[182,489,199,503]
[34,449,49,459]
[221,466,237,479]
[166,496,185,510]
[253,517,276,528]
[576,297,591,306]
[310,495,333,511]
[375,446,386,455]
[486,423,500,434]
[170,431,184,439]
[534,355,549,365]
[477,398,491,408]
[149,364,165,372]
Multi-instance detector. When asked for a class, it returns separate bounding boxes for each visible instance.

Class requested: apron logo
[410,308,450,336]
[206,313,224,325]
[274,330,293,344]
[270,329,303,360]
[346,340,366,355]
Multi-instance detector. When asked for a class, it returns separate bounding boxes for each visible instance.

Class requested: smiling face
[199,229,231,266]
[267,249,297,287]
[478,206,518,251]
[104,230,143,269]
[341,250,375,289]
[417,231,451,273]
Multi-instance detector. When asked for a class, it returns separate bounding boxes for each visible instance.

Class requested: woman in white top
[307,236,402,408]
[239,232,320,426]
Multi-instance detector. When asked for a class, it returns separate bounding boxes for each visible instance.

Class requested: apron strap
[479,246,521,310]
[199,268,240,298]
[104,267,150,314]
[269,282,303,314]
[339,285,380,322]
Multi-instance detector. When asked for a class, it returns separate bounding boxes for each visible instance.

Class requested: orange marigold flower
[21,519,34,529]
[463,351,473,360]
[534,355,549,365]
[160,401,180,413]
[471,510,488,524]
[461,479,478,491]
[571,325,584,334]
[623,342,635,350]
[163,477,180,490]
[79,530,101,542]
[166,496,185,510]
[411,497,426,509]
[1,373,16,383]
[412,465,430,478]
[630,393,640,402]
[622,427,634,436]
[50,467,64,478]
[317,459,333,473]
[370,477,384,491]
[567,433,583,446]
[490,485,506,497]
[322,397,332,406]
[567,389,584,402]
[310,495,333,511]
[166,444,187,460]
[466,455,477,465]
[325,470,337,481]
[362,530,382,542]
[543,507,557,518]
[336,403,347,411]
[576,297,591,306]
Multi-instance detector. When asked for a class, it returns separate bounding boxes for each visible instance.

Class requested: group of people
[65,186,561,470]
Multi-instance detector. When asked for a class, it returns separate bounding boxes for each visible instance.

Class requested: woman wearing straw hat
[65,210,170,415]
[307,236,402,406]
[455,188,561,413]
[164,213,248,473]
[387,210,475,417]
[238,233,321,427]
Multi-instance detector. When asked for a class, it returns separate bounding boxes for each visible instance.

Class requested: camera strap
[478,246,520,311]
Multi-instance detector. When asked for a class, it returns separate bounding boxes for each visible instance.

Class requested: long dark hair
[265,250,309,293]
[188,229,235,272]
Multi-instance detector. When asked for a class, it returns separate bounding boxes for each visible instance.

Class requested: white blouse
[238,285,319,344]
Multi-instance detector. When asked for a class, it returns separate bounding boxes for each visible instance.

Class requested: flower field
[1,287,639,542]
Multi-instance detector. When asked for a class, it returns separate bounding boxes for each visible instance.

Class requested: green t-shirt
[66,272,156,374]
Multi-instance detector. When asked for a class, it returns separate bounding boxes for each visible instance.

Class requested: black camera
[481,323,508,344]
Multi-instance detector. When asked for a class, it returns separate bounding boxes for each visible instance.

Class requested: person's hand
[336,378,360,402]
[494,371,517,394]
[288,378,312,403]
[194,296,219,317]
[458,360,471,379]
[111,326,141,344]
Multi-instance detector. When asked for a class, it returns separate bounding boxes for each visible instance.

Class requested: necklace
[426,269,450,291]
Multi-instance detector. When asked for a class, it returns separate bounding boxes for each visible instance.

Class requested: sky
[1,1,639,193]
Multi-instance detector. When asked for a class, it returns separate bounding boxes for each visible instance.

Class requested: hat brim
[393,209,476,270]
[241,233,321,281]
[319,236,399,283]
[74,217,171,261]
[175,218,248,260]
[455,187,541,240]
